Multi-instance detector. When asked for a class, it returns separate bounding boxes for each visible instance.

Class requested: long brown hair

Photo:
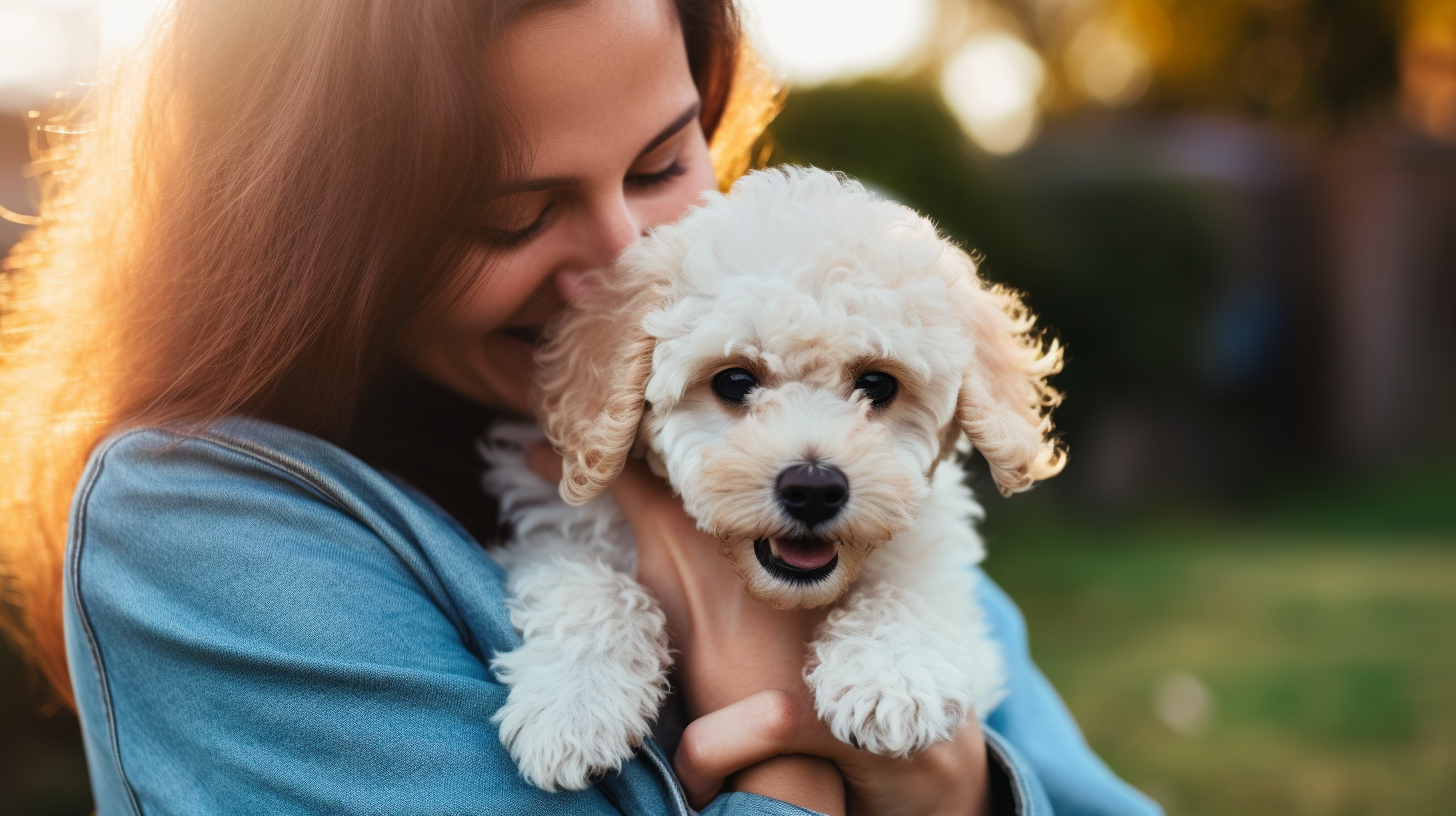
[0,0,780,707]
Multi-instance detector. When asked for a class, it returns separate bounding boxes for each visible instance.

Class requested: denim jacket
[64,418,1162,816]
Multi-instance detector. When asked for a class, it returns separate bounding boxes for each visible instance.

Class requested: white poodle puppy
[483,166,1065,792]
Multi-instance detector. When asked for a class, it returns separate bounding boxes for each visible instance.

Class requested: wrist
[730,754,846,816]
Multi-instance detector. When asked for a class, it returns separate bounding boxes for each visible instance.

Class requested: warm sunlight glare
[740,0,935,87]
[0,0,169,109]
[99,0,169,52]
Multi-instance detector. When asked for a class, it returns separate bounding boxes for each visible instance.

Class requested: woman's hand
[674,689,991,816]
[527,448,990,816]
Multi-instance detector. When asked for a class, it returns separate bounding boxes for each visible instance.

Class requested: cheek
[885,393,957,473]
[646,394,733,500]
[678,146,719,204]
[442,249,561,336]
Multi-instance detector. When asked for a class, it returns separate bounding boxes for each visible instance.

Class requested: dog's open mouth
[754,537,839,583]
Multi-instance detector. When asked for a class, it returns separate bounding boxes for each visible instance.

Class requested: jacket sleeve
[978,573,1164,816]
[64,428,627,816]
[700,792,830,815]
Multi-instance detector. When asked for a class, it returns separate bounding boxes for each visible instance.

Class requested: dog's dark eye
[713,368,759,405]
[854,372,898,407]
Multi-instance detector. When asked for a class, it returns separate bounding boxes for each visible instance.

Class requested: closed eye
[478,203,555,247]
[626,161,687,189]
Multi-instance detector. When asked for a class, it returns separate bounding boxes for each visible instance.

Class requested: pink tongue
[774,538,838,569]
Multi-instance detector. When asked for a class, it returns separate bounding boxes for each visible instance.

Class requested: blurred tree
[978,0,1402,123]
[1400,0,1456,141]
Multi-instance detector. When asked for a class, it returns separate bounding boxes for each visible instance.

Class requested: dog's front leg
[806,473,1005,757]
[805,581,981,757]
[491,549,671,791]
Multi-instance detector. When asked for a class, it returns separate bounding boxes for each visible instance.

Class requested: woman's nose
[592,197,644,263]
[574,187,654,269]
[557,196,648,304]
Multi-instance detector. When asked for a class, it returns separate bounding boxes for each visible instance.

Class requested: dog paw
[493,689,645,791]
[812,678,968,757]
[490,558,670,789]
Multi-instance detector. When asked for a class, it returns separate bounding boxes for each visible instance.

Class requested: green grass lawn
[982,479,1456,816]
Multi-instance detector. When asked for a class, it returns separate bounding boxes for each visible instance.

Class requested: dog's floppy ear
[536,269,664,505]
[947,250,1066,497]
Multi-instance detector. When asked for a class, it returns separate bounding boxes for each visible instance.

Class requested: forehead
[642,182,966,384]
[489,0,695,171]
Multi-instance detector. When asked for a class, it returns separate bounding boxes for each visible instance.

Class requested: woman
[0,0,1160,814]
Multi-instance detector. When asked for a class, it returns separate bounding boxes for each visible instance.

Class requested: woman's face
[411,0,718,415]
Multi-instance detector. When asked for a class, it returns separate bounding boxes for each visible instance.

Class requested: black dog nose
[776,463,849,526]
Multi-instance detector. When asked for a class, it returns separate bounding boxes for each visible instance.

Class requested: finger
[674,690,811,808]
[674,689,854,809]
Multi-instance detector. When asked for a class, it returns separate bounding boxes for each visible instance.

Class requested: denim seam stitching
[641,738,694,816]
[182,428,351,511]
[71,435,148,816]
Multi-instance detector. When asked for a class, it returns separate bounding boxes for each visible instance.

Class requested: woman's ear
[947,249,1067,496]
[536,268,664,505]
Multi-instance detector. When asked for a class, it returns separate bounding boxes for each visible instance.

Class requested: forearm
[731,755,846,816]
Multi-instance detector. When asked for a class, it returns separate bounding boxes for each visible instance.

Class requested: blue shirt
[65,418,1162,815]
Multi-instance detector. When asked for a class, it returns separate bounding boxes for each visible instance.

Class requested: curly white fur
[488,168,1062,789]
[483,424,669,792]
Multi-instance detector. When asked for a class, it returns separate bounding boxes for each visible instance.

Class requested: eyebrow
[637,101,701,160]
[502,101,702,195]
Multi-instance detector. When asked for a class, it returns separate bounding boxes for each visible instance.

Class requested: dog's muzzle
[754,463,850,583]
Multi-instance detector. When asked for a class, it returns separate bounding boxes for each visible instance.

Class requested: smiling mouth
[754,537,840,584]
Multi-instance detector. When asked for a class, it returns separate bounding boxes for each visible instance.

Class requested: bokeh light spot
[1068,19,1152,108]
[1154,670,1214,735]
[940,32,1045,155]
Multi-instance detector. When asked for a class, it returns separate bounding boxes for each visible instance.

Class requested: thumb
[674,690,856,808]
